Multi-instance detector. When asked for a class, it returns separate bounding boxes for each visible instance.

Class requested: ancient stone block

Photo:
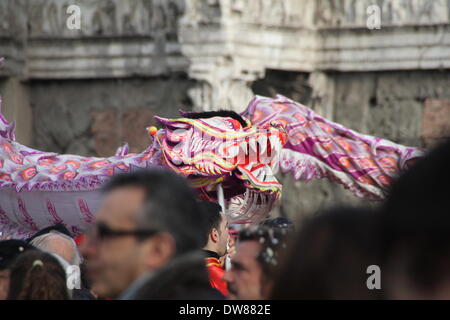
[333,73,375,133]
[121,108,155,153]
[91,109,120,157]
[422,99,450,147]
[0,78,32,146]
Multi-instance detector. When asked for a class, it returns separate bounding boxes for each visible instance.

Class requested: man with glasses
[81,168,222,299]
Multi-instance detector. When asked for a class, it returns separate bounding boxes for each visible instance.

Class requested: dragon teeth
[257,135,267,156]
[226,145,240,158]
[248,138,257,154]
[239,141,249,155]
[269,136,281,154]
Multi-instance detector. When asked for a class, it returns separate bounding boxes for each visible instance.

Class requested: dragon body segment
[0,95,423,238]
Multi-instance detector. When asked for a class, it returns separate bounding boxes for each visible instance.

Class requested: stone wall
[180,0,450,111]
[30,75,194,156]
[0,0,192,155]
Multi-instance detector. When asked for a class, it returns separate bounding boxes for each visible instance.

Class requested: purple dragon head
[154,110,289,223]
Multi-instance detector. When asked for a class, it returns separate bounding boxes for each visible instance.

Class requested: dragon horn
[178,109,191,116]
[154,116,172,125]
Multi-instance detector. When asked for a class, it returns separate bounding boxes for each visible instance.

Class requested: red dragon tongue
[278,129,288,146]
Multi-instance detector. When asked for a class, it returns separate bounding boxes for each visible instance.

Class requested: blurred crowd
[1,138,449,300]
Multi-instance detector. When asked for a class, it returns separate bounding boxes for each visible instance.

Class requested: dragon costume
[0,94,423,239]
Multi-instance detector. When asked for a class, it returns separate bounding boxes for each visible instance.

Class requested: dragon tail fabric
[0,98,162,239]
[241,95,424,200]
[0,93,425,239]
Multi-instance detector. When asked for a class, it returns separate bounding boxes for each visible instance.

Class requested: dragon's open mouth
[155,113,287,223]
[186,163,282,224]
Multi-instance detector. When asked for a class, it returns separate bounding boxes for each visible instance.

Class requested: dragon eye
[228,119,242,130]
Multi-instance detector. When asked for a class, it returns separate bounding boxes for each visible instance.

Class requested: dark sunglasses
[92,222,160,241]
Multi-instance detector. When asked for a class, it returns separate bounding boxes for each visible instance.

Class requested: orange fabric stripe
[205,257,223,268]
[206,262,222,268]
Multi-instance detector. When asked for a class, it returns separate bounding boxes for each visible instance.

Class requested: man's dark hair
[237,226,289,281]
[198,201,223,247]
[380,138,450,294]
[26,223,73,243]
[8,250,69,300]
[102,168,208,255]
[262,217,295,232]
[183,110,248,128]
[0,240,35,270]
